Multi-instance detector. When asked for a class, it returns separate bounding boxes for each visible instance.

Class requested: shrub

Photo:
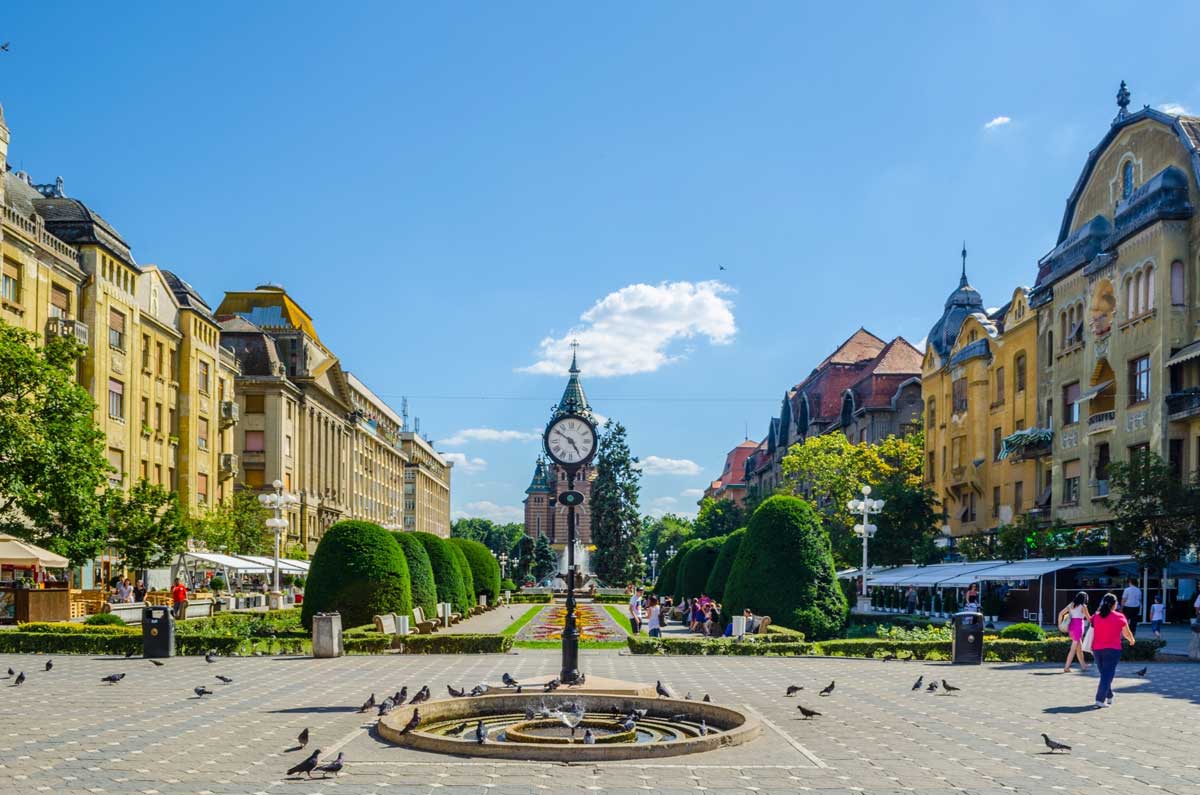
[448,541,476,611]
[500,578,517,592]
[723,495,847,640]
[670,539,705,602]
[208,576,227,592]
[21,621,136,634]
[300,520,412,631]
[508,593,553,604]
[678,536,725,601]
[85,612,130,627]
[627,636,810,656]
[398,633,513,654]
[705,527,745,601]
[1000,622,1046,641]
[451,537,500,604]
[411,532,472,616]
[390,531,438,618]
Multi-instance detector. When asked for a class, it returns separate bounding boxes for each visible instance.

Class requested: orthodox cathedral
[523,351,595,547]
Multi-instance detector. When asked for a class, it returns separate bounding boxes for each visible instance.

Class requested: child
[1150,594,1166,639]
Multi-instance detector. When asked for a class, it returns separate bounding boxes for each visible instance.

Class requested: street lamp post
[648,551,659,583]
[498,552,509,578]
[846,484,885,612]
[258,479,299,610]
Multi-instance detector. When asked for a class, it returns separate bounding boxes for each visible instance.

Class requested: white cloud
[440,427,539,446]
[1157,102,1192,116]
[914,336,928,353]
[983,116,1011,130]
[519,280,736,377]
[638,456,703,476]
[452,501,523,523]
[441,453,487,474]
[651,496,678,507]
[681,488,705,498]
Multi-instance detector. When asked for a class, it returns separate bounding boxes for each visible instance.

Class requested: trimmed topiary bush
[705,527,745,601]
[300,520,412,630]
[86,612,129,627]
[999,622,1046,641]
[411,532,471,616]
[390,531,438,618]
[723,495,848,641]
[654,546,683,595]
[450,537,501,604]
[500,578,517,592]
[669,539,704,603]
[447,540,475,613]
[678,535,725,600]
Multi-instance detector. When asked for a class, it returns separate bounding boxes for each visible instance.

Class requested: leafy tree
[190,491,270,555]
[639,513,694,562]
[669,538,704,602]
[451,518,527,556]
[106,480,187,572]
[532,533,558,583]
[450,537,502,603]
[723,495,847,640]
[1107,452,1199,575]
[589,421,644,586]
[692,497,745,540]
[0,322,110,565]
[513,534,534,582]
[285,543,309,561]
[705,527,746,600]
[869,475,943,566]
[447,541,475,607]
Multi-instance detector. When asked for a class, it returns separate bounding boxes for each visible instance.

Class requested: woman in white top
[1058,591,1091,673]
[646,595,662,638]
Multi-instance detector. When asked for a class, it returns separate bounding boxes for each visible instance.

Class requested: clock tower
[522,349,596,546]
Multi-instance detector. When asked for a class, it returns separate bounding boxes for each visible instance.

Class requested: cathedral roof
[525,457,551,494]
[554,348,591,416]
[926,247,984,362]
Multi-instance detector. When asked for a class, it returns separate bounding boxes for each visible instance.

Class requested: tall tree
[532,533,558,582]
[106,480,187,572]
[639,513,694,562]
[0,322,110,565]
[1107,451,1199,575]
[513,534,534,582]
[589,421,644,585]
[692,497,745,539]
[191,491,271,555]
[869,475,942,566]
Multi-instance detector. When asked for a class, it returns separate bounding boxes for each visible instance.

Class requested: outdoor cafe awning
[0,534,70,568]
[957,555,1133,583]
[234,555,309,573]
[183,552,272,573]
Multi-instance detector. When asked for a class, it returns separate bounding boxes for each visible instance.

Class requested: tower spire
[569,339,580,374]
[959,241,968,287]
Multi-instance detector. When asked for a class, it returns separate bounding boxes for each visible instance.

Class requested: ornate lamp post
[258,479,299,610]
[846,484,884,611]
[498,552,509,578]
[648,550,659,583]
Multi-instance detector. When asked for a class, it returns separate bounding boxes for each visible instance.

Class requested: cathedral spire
[554,342,590,417]
[525,456,551,494]
[960,241,968,287]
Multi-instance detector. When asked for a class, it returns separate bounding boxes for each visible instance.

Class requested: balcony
[1087,410,1116,433]
[241,449,265,466]
[219,453,238,479]
[1166,389,1200,421]
[45,316,89,346]
[220,400,240,427]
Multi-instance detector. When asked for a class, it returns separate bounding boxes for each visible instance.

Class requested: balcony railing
[219,453,239,479]
[45,316,89,346]
[1166,390,1200,420]
[1087,410,1115,432]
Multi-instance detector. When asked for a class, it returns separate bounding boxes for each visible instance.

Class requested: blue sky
[3,3,1200,523]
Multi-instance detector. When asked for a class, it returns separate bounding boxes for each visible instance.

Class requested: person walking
[905,586,918,615]
[1149,594,1166,640]
[1121,578,1142,635]
[170,577,188,619]
[115,577,133,604]
[1090,592,1135,708]
[1058,591,1091,672]
[628,587,644,635]
[646,595,662,638]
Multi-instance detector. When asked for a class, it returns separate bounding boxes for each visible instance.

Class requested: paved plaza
[1,649,1198,795]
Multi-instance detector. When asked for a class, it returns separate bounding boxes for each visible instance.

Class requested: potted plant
[982,591,1002,624]
[933,592,943,618]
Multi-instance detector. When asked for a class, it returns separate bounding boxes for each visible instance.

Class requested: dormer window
[1122,161,1134,200]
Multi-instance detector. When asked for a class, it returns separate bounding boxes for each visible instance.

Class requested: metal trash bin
[142,605,175,658]
[951,610,984,664]
[312,612,343,658]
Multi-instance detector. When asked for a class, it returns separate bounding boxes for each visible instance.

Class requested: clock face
[545,416,596,466]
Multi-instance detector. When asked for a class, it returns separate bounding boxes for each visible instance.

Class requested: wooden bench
[373,613,412,637]
[180,599,215,619]
[412,606,438,634]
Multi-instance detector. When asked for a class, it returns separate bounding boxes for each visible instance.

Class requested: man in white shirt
[629,587,644,635]
[1121,578,1143,634]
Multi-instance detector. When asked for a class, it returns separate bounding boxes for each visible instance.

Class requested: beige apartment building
[400,431,452,537]
[346,373,410,527]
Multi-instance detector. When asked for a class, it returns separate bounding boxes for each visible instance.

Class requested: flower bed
[514,603,626,642]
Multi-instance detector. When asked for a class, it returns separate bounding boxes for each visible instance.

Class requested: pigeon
[447,722,468,736]
[101,673,124,684]
[297,728,309,749]
[881,653,897,662]
[655,680,670,698]
[45,660,53,672]
[377,699,395,717]
[359,693,376,713]
[685,692,694,700]
[398,709,421,735]
[1042,733,1071,753]
[315,751,344,777]
[543,678,560,693]
[619,717,636,732]
[631,708,648,719]
[287,749,321,778]
[699,719,708,736]
[941,679,960,694]
[0,42,9,52]
[502,672,520,687]
[785,685,803,696]
[410,687,430,705]
[204,651,217,664]
[797,705,821,719]
[149,659,165,667]
[5,667,13,676]
[475,720,488,744]
[468,685,486,697]
[13,671,25,686]
[703,694,712,703]
[912,676,924,692]
[394,686,408,705]
[195,686,214,697]
[583,729,596,744]
[819,681,835,697]
[447,685,465,698]
[719,265,726,271]
[926,681,939,692]
[516,685,523,694]
[1135,667,1148,677]
[125,649,137,659]
[216,675,233,684]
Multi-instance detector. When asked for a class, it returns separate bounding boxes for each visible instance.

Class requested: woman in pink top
[1090,592,1135,708]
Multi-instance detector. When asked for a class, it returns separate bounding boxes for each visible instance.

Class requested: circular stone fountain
[379,690,760,761]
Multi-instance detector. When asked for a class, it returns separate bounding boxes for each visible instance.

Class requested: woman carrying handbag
[1089,592,1135,708]
[1058,591,1091,672]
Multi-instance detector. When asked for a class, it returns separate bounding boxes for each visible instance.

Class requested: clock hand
[566,437,580,453]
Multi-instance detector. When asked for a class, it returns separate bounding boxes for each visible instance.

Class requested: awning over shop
[1166,340,1200,367]
[864,565,928,586]
[1167,560,1200,577]
[183,552,271,573]
[0,534,70,568]
[1077,380,1114,402]
[961,555,1133,583]
[234,555,309,573]
[900,561,1009,586]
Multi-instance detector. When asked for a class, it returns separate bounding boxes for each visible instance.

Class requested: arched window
[1171,260,1185,305]
[1145,265,1155,310]
[927,398,936,430]
[1134,271,1144,315]
[1124,275,1134,317]
[1123,161,1134,200]
[1015,353,1027,393]
[1047,330,1054,361]
[841,393,854,427]
[1060,311,1068,347]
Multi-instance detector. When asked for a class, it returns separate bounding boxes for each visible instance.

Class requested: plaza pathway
[0,649,1197,794]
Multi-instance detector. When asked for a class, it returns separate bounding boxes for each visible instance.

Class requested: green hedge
[627,636,810,656]
[705,527,745,601]
[19,622,137,634]
[398,633,513,654]
[509,593,554,604]
[678,536,726,600]
[448,541,476,612]
[412,532,472,616]
[301,520,412,630]
[590,594,633,604]
[0,631,244,656]
[999,622,1046,641]
[392,531,439,618]
[450,537,501,604]
[670,539,705,602]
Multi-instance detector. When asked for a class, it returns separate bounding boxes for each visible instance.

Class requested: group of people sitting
[682,593,725,637]
[626,586,760,638]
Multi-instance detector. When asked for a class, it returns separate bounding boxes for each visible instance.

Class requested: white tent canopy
[183,552,271,573]
[0,534,70,568]
[866,562,1005,587]
[234,555,309,573]
[960,555,1133,583]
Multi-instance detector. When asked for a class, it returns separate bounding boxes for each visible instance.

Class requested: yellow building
[346,372,410,527]
[922,253,1044,538]
[400,431,452,537]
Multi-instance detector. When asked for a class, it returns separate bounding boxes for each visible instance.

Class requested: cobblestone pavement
[1,649,1197,794]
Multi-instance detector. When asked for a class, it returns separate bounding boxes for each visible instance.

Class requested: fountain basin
[503,717,636,744]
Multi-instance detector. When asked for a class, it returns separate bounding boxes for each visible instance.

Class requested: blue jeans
[1093,648,1120,703]
[648,628,661,638]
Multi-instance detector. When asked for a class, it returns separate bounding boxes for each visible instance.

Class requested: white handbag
[1058,614,1071,633]
[1081,622,1094,653]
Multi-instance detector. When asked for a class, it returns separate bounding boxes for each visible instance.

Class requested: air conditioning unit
[220,400,239,425]
[220,453,239,478]
[45,317,89,346]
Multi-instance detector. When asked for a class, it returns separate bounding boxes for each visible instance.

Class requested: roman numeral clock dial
[544,415,597,467]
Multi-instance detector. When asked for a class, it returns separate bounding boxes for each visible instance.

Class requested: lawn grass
[501,605,543,637]
[513,639,627,650]
[604,604,634,635]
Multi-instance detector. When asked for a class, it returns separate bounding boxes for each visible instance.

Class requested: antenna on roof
[744,421,748,440]
[414,417,420,435]
[401,396,409,430]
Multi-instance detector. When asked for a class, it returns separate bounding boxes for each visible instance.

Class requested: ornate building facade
[523,353,595,547]
[399,431,452,538]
